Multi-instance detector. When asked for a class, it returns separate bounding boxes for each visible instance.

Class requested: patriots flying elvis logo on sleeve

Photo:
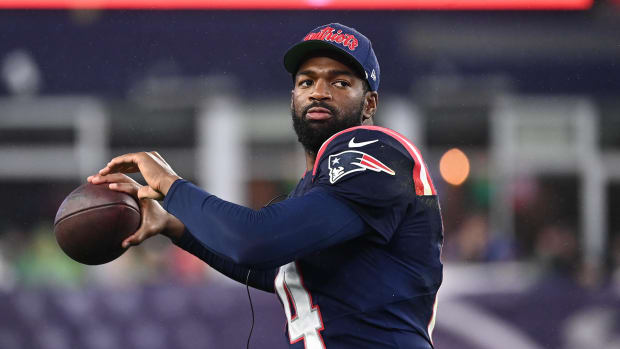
[328,150,395,184]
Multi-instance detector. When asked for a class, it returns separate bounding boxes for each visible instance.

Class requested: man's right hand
[87,173,186,248]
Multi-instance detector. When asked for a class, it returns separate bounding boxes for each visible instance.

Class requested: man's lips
[305,107,332,121]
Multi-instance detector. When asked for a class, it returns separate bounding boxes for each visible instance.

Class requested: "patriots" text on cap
[303,27,359,51]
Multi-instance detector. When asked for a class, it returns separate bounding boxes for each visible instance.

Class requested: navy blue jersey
[165,125,443,349]
[274,126,443,349]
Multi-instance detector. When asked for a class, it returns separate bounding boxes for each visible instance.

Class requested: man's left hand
[98,151,181,200]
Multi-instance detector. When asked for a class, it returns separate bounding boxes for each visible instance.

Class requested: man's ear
[362,91,378,123]
[290,90,295,109]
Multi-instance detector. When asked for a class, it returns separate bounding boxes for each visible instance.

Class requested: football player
[89,23,443,349]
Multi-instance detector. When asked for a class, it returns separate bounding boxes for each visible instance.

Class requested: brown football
[54,183,141,265]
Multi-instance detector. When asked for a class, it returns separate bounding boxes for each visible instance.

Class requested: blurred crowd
[0,169,616,292]
[0,222,210,291]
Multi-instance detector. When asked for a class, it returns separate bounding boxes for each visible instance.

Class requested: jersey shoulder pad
[312,126,437,196]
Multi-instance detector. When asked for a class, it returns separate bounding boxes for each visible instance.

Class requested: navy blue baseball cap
[284,23,380,91]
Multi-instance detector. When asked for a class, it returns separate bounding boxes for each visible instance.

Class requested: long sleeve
[162,179,369,270]
[173,230,277,292]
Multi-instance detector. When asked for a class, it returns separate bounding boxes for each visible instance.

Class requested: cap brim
[283,40,365,78]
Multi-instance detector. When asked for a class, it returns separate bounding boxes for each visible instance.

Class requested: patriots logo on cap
[328,150,395,184]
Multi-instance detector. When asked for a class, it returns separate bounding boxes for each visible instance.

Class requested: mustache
[302,101,338,118]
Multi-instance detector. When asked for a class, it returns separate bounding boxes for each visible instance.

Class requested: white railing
[0,96,107,180]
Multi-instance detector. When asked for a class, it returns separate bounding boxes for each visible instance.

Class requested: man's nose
[310,80,331,101]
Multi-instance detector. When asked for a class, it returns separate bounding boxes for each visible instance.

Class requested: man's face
[291,56,370,155]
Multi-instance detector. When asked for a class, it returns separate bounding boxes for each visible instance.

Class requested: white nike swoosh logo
[348,137,379,148]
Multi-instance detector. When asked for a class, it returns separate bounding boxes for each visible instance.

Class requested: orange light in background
[439,148,470,186]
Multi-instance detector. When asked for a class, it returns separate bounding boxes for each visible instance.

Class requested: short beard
[291,100,365,155]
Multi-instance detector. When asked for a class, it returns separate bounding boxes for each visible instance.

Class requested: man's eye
[334,81,350,87]
[299,80,313,87]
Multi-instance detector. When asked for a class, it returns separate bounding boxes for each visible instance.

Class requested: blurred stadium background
[0,1,620,348]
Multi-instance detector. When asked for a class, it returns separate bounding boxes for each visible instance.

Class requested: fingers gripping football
[98,151,180,200]
[86,173,175,248]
